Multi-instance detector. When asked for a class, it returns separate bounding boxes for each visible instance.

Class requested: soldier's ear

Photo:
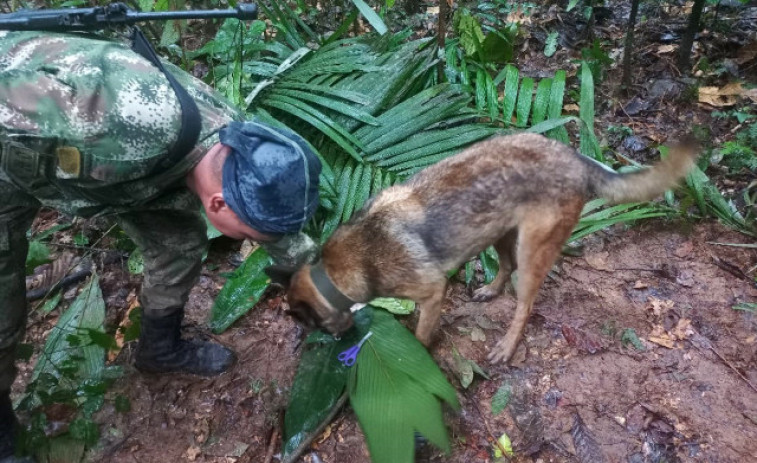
[264,264,297,288]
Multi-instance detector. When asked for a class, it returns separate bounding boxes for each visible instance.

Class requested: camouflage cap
[219,121,321,236]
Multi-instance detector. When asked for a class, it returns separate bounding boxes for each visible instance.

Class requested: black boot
[135,311,236,377]
[0,392,34,463]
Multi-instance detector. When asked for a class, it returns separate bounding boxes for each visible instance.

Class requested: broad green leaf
[531,78,552,125]
[516,77,534,127]
[209,247,273,333]
[26,240,50,274]
[369,298,415,315]
[351,0,388,35]
[546,70,568,143]
[579,61,603,161]
[491,382,512,416]
[480,247,499,284]
[620,328,645,351]
[567,0,580,11]
[32,274,106,389]
[502,65,519,125]
[283,311,373,458]
[349,309,458,463]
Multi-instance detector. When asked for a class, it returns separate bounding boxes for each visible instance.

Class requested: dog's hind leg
[472,229,518,302]
[488,203,582,364]
[413,281,448,347]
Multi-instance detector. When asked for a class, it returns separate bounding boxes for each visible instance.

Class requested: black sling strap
[130,27,201,174]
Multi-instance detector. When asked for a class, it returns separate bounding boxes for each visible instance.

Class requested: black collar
[309,261,354,313]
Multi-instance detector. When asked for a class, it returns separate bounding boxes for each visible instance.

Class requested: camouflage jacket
[0,30,243,217]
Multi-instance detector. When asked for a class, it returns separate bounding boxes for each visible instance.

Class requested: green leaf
[491,382,512,416]
[210,247,273,333]
[351,0,388,35]
[516,77,535,127]
[26,240,50,274]
[283,311,373,458]
[349,309,458,463]
[544,31,559,57]
[567,0,580,11]
[85,329,118,351]
[69,418,99,447]
[451,347,489,389]
[531,78,553,125]
[369,298,415,315]
[733,302,757,313]
[31,274,106,392]
[579,61,602,161]
[39,292,62,314]
[546,70,569,143]
[501,65,519,125]
[73,233,89,246]
[620,328,646,351]
[127,248,143,275]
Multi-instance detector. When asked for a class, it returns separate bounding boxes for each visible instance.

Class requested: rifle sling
[130,27,201,174]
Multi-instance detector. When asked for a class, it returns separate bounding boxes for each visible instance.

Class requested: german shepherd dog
[267,133,697,363]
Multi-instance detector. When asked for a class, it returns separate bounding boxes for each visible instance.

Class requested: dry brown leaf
[185,446,201,461]
[634,280,648,289]
[658,44,676,54]
[585,252,611,271]
[670,318,693,341]
[699,83,745,107]
[563,103,580,113]
[648,325,675,348]
[426,6,439,14]
[109,291,139,362]
[507,6,532,25]
[317,424,332,444]
[647,296,675,317]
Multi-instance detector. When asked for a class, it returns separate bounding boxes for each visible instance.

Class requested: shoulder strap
[129,27,201,174]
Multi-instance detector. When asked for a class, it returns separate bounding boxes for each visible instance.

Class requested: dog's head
[265,264,354,336]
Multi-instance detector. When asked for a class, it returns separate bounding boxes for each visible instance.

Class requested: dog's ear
[264,264,297,288]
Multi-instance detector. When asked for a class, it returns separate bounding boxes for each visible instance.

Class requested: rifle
[0,2,258,31]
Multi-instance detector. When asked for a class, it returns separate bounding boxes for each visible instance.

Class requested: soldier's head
[195,121,321,243]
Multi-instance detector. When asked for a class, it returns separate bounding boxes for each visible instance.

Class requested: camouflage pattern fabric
[0,31,241,391]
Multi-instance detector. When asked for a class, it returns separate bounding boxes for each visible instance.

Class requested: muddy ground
[17,220,754,463]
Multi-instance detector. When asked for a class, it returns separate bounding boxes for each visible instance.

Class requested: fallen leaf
[426,6,439,14]
[185,446,201,461]
[648,325,675,348]
[647,297,675,317]
[634,280,648,289]
[658,44,676,54]
[317,424,332,444]
[698,83,746,107]
[563,103,580,112]
[670,318,693,341]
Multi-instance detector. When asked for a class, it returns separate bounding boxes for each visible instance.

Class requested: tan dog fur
[280,133,697,363]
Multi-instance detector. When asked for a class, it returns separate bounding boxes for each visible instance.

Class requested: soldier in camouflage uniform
[0,31,321,462]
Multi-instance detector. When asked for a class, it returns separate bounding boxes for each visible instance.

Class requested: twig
[262,411,283,463]
[280,391,349,463]
[26,262,92,301]
[688,333,757,395]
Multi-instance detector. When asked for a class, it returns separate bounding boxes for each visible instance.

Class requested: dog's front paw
[487,337,518,364]
[471,285,501,302]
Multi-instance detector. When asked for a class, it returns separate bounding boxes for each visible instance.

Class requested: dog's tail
[586,140,699,205]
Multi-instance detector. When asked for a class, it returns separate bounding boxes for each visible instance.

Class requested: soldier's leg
[0,205,39,462]
[116,210,235,377]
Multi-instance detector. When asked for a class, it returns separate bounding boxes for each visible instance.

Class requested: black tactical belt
[130,27,201,174]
